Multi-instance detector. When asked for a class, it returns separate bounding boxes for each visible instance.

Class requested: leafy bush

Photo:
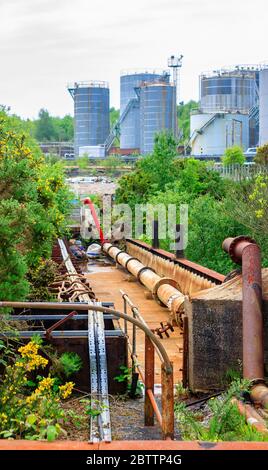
[221,146,245,166]
[59,352,83,378]
[0,339,74,441]
[0,109,73,300]
[254,144,268,165]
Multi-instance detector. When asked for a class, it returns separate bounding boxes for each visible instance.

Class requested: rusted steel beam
[182,315,189,389]
[45,310,77,339]
[161,363,174,440]
[0,301,172,369]
[144,335,155,426]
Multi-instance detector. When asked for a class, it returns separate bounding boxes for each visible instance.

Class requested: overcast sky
[0,0,267,119]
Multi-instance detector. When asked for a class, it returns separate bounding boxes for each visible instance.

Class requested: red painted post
[144,335,155,426]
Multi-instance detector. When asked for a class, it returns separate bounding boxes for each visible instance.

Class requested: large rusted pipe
[103,242,185,317]
[223,236,268,408]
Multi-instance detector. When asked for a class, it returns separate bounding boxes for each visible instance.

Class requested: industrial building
[190,66,260,157]
[259,66,268,146]
[68,56,181,157]
[68,81,110,157]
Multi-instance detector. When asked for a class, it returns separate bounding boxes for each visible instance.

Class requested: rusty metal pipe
[103,243,185,317]
[232,398,268,435]
[0,300,172,370]
[223,236,268,408]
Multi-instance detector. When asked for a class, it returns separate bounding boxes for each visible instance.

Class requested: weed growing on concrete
[175,379,268,441]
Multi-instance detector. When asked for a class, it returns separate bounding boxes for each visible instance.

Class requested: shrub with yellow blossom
[0,108,73,301]
[0,339,75,441]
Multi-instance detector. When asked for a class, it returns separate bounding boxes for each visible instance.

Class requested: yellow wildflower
[37,376,55,393]
[59,382,75,399]
[18,341,39,358]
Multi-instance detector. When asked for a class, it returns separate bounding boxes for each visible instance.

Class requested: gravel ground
[60,394,182,441]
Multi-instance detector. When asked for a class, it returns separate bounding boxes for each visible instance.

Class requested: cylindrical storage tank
[190,112,249,156]
[120,71,170,151]
[200,69,258,114]
[259,68,268,146]
[68,81,110,156]
[139,82,176,154]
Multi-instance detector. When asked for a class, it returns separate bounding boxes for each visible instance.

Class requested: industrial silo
[200,67,258,114]
[120,71,170,151]
[259,67,268,146]
[190,112,250,156]
[139,82,176,154]
[68,81,110,156]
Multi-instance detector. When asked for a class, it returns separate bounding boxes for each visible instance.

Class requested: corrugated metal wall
[200,75,257,114]
[259,68,268,146]
[120,72,169,151]
[139,83,176,154]
[70,82,110,156]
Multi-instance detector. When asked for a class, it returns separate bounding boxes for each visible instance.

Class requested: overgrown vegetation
[177,100,199,144]
[114,365,144,397]
[115,132,268,274]
[0,108,72,300]
[255,144,268,165]
[175,379,268,441]
[221,145,245,166]
[0,338,75,440]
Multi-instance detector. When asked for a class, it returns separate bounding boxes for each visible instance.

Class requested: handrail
[0,300,172,370]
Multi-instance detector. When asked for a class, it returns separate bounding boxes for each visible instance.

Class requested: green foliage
[110,107,120,127]
[176,379,268,441]
[34,109,73,142]
[254,144,268,165]
[221,146,246,166]
[27,260,59,301]
[35,109,58,142]
[114,366,144,397]
[102,155,122,175]
[77,155,89,169]
[0,340,75,441]
[79,398,108,418]
[59,352,83,378]
[0,108,72,300]
[177,100,199,143]
[139,131,178,189]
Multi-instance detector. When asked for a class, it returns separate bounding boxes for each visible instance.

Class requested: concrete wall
[185,273,268,392]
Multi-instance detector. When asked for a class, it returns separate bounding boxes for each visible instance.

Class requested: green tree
[0,108,72,300]
[177,100,199,143]
[221,146,245,166]
[110,107,120,127]
[35,109,57,142]
[254,144,268,165]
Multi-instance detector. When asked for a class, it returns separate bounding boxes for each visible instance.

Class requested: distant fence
[211,164,268,181]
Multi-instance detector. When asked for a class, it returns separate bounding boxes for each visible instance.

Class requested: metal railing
[119,290,174,439]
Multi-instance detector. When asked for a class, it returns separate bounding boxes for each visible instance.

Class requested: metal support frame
[145,335,155,426]
[119,291,174,440]
[0,297,175,440]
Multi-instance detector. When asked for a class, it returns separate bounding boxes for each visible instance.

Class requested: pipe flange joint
[115,250,125,263]
[105,244,114,255]
[228,235,256,265]
[152,277,180,305]
[125,257,140,271]
[137,266,156,283]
